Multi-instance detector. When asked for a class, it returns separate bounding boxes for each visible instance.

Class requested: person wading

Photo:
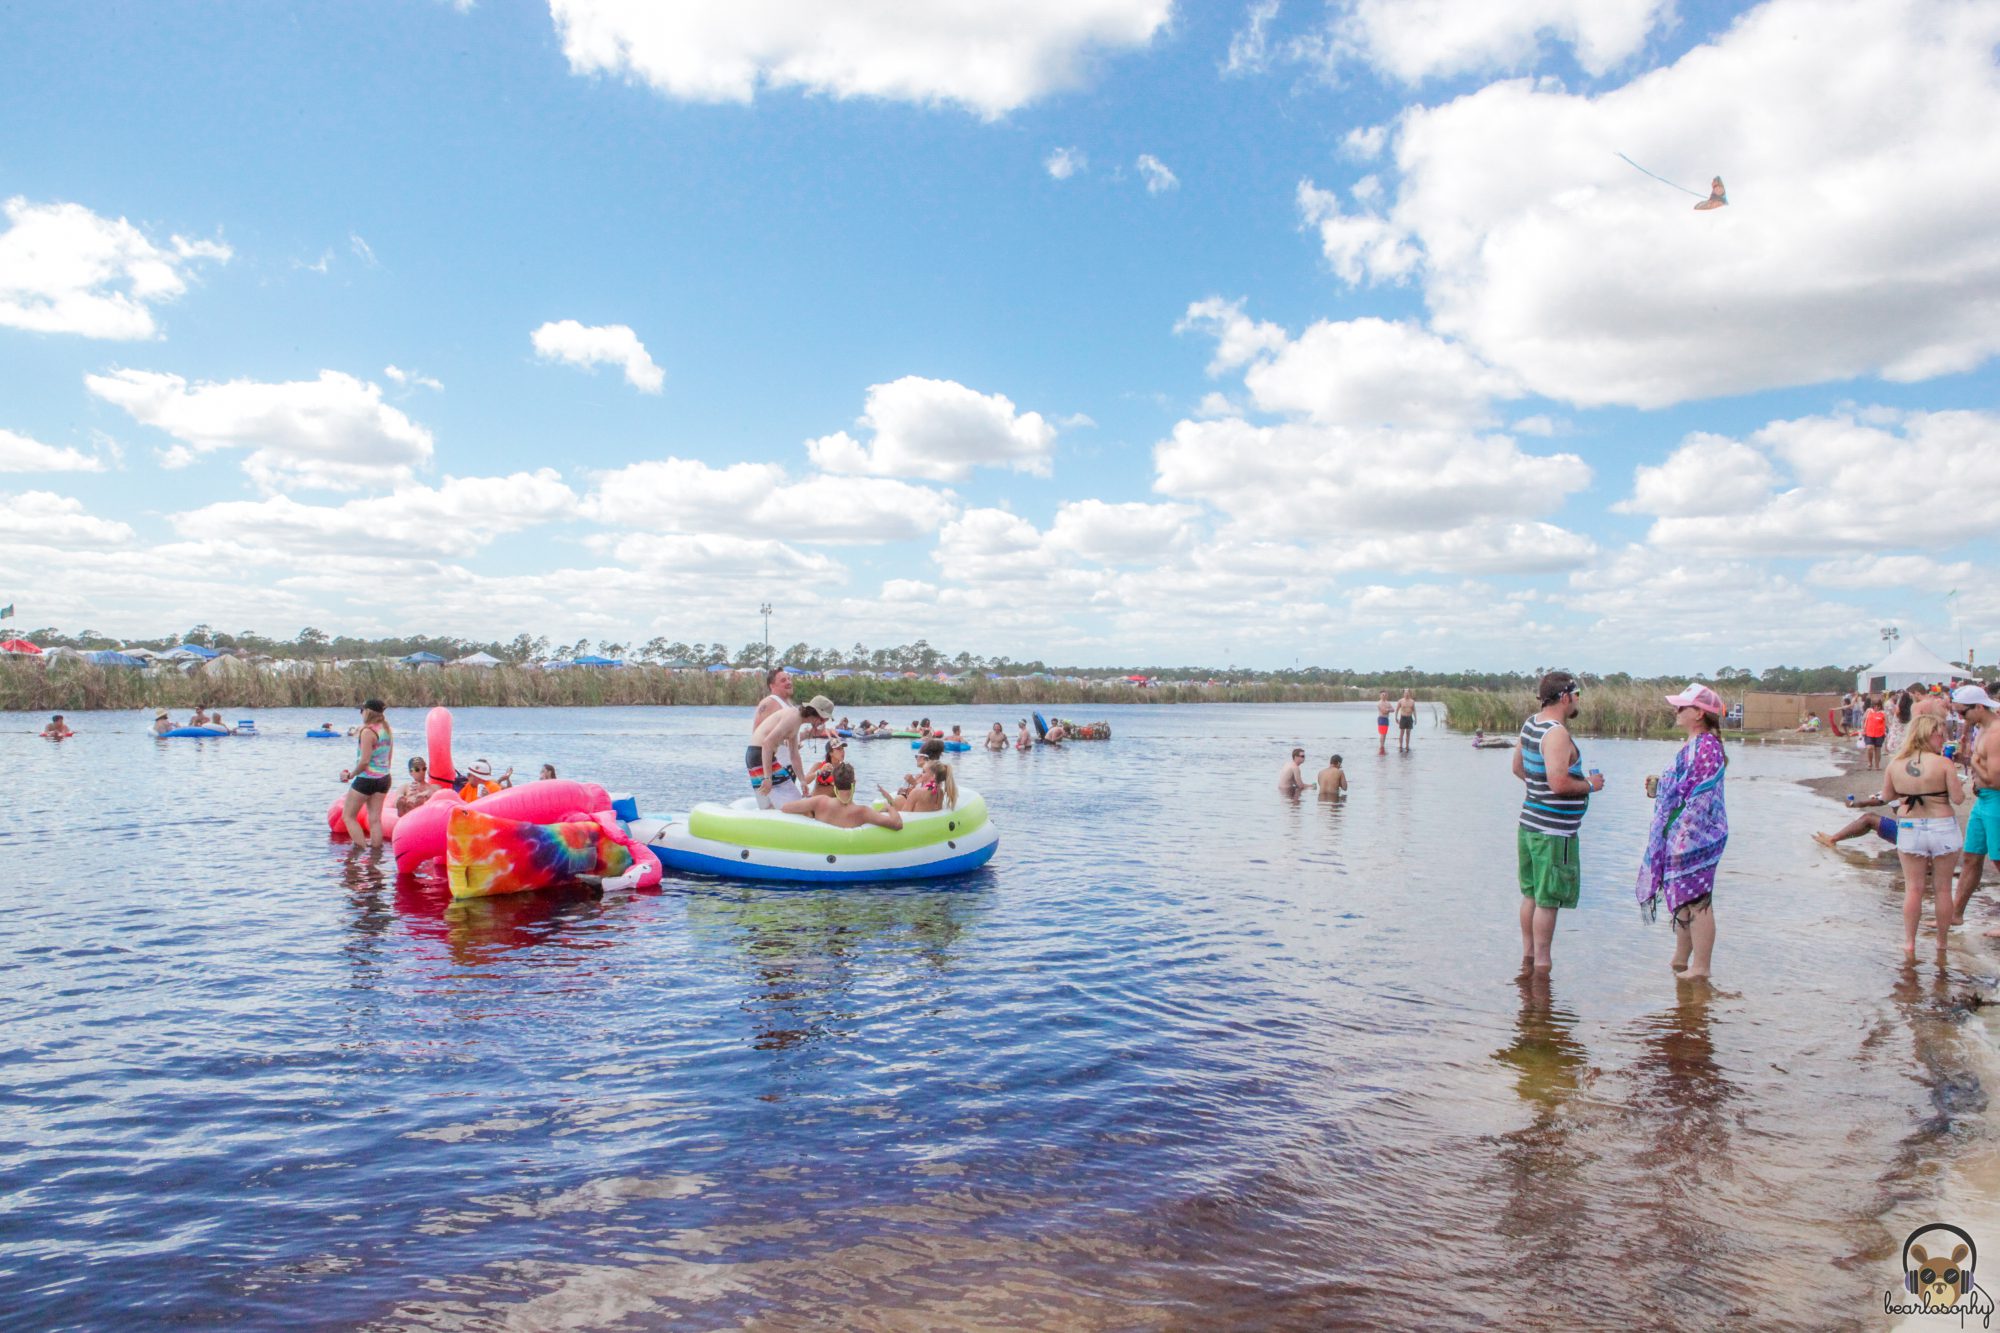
[1512,671,1603,973]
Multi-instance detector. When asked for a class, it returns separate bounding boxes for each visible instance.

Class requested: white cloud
[349,233,377,266]
[1336,0,1674,82]
[85,368,436,492]
[1136,154,1179,194]
[1342,124,1389,160]
[530,319,664,393]
[1355,0,2000,407]
[0,428,107,473]
[1626,408,2000,555]
[1568,546,1864,662]
[1223,0,1282,75]
[1046,499,1200,563]
[170,471,576,556]
[1326,521,1597,575]
[1176,297,1289,375]
[1808,554,1976,589]
[383,365,443,392]
[0,197,229,340]
[548,0,1171,119]
[584,456,957,543]
[588,531,845,583]
[1234,312,1519,428]
[1297,179,1420,286]
[1046,146,1087,180]
[0,490,135,546]
[806,376,1057,482]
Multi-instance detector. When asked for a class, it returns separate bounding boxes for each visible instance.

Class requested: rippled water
[3,703,1996,1329]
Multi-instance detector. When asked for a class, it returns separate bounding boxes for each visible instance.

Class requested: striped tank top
[1519,715,1587,836]
[357,722,393,779]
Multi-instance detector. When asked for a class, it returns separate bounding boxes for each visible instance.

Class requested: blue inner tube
[159,726,229,738]
[911,740,972,751]
[306,730,340,738]
[1033,712,1048,739]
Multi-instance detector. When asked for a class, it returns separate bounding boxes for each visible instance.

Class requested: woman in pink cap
[1637,683,1730,981]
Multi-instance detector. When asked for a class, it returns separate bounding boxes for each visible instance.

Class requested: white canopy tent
[1858,638,1974,694]
[453,651,503,668]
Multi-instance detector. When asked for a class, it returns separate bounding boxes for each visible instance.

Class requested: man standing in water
[1396,689,1418,753]
[1950,686,2000,932]
[1315,754,1348,799]
[1511,671,1603,972]
[1376,691,1392,755]
[1279,747,1309,795]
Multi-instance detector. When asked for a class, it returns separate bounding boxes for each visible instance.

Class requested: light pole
[760,603,772,669]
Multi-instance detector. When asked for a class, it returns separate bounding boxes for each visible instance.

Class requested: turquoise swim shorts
[1966,789,2000,859]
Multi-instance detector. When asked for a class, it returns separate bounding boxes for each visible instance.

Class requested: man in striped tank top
[1511,671,1603,971]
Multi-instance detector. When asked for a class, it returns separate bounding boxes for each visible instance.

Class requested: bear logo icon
[1910,1241,1971,1309]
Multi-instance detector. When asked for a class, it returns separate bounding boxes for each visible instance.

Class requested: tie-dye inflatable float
[324,707,661,899]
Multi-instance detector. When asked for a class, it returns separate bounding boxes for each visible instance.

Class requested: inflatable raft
[912,739,972,752]
[159,726,231,738]
[445,804,635,900]
[638,789,998,885]
[306,728,340,738]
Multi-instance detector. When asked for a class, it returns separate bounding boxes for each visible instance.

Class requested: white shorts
[1897,816,1962,859]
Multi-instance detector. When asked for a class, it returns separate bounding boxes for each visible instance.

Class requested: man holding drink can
[1512,671,1604,973]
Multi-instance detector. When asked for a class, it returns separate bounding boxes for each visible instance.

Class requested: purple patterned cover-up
[1636,731,1729,923]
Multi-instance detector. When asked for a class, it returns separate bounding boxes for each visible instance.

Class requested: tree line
[9,623,1872,693]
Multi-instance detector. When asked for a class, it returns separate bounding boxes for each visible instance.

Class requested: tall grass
[1439,685,1721,737]
[1,658,1380,714]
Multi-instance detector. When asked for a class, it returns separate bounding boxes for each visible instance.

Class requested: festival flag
[0,604,12,620]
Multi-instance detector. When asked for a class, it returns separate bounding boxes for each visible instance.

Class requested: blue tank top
[1519,715,1587,836]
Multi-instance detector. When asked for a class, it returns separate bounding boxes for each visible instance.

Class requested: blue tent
[403,651,446,665]
[87,650,144,668]
[705,663,732,673]
[170,642,220,659]
[574,655,623,667]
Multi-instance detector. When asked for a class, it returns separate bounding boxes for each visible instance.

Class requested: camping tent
[165,643,220,659]
[402,651,446,666]
[1858,638,1974,694]
[1,638,43,654]
[87,650,145,668]
[574,655,623,668]
[452,651,502,668]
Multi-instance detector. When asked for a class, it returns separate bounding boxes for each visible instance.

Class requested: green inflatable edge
[688,792,988,854]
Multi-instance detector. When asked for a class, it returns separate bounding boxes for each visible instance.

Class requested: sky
[2,0,1997,673]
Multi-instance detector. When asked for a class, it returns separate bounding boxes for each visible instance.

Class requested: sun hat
[155,708,169,718]
[805,694,835,718]
[468,759,494,777]
[1953,685,2000,710]
[1664,682,1726,717]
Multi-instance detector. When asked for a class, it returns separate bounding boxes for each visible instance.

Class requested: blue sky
[3,0,1996,672]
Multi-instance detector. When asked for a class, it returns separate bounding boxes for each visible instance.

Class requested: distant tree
[296,627,330,658]
[184,623,216,646]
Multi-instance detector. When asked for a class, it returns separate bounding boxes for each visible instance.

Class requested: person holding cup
[1636,683,1730,982]
[1511,671,1604,973]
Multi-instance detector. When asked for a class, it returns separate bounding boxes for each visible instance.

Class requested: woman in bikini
[1884,714,1965,960]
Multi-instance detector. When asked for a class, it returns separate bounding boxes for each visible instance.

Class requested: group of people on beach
[1815,683,2000,960]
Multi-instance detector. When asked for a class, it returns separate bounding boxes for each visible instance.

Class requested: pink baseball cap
[1664,682,1725,717]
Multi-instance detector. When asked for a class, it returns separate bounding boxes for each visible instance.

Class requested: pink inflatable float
[326,799,400,840]
[384,707,661,894]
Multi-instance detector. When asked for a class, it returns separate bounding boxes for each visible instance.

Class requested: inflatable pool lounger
[640,789,998,885]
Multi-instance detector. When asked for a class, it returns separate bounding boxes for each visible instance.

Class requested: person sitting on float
[894,760,956,813]
[539,763,557,781]
[458,758,511,800]
[808,738,849,794]
[783,762,904,830]
[396,757,438,815]
[152,709,174,737]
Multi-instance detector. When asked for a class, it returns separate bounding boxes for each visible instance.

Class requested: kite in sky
[1617,153,1729,210]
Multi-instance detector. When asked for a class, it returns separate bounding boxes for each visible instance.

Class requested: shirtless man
[750,665,793,737]
[748,692,833,809]
[986,723,1008,750]
[40,714,74,740]
[1376,691,1392,755]
[1950,686,2000,932]
[1279,746,1309,795]
[1396,689,1418,754]
[782,763,904,830]
[1315,754,1348,799]
[1015,719,1031,751]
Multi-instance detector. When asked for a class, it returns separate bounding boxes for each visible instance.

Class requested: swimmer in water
[1315,754,1347,799]
[41,714,74,740]
[1279,747,1309,796]
[1016,719,1031,751]
[986,722,1008,750]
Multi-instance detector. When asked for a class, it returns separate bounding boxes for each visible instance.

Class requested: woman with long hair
[339,700,394,853]
[1884,713,1964,961]
[1637,683,1730,981]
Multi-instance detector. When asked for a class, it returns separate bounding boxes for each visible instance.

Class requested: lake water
[3,702,1997,1329]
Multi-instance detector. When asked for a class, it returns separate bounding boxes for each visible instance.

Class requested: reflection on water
[1,704,1996,1328]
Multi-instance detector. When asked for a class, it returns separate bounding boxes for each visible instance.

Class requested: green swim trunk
[1518,827,1581,910]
